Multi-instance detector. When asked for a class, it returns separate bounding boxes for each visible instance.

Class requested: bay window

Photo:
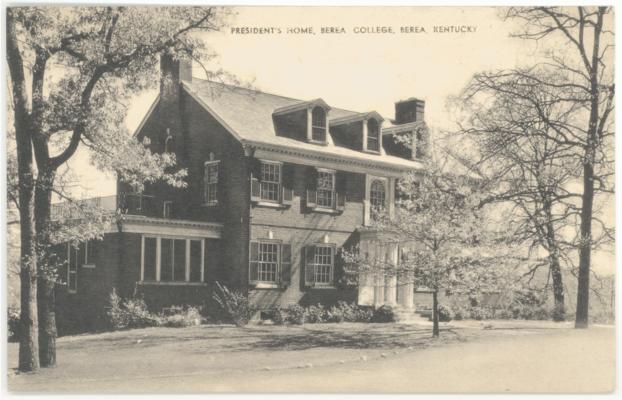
[141,236,205,283]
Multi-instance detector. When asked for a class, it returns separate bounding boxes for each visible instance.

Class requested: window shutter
[78,242,86,266]
[282,187,294,205]
[281,244,292,285]
[305,167,317,209]
[249,241,259,283]
[304,245,316,286]
[250,159,261,202]
[251,177,261,202]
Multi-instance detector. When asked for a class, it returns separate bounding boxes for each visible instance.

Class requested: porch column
[398,271,414,309]
[384,244,398,306]
[374,271,385,307]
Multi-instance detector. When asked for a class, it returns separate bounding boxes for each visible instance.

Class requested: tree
[492,7,613,327]
[453,69,586,321]
[344,156,515,337]
[6,6,232,371]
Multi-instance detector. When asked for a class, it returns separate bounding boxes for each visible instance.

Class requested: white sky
[63,6,614,274]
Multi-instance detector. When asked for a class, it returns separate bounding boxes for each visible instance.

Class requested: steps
[392,307,432,325]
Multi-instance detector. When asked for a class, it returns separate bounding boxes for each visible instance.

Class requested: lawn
[8,320,608,393]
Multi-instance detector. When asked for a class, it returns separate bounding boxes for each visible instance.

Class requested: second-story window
[367,119,380,152]
[260,162,281,202]
[316,170,335,208]
[311,107,327,142]
[203,161,219,206]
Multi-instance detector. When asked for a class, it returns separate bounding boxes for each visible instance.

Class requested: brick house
[53,54,429,333]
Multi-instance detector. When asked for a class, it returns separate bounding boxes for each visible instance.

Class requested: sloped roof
[182,79,425,171]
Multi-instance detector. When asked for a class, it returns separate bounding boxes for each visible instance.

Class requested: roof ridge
[190,77,359,115]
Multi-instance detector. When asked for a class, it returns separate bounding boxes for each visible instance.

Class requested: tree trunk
[35,169,57,367]
[7,8,40,372]
[575,157,594,328]
[432,290,440,338]
[575,8,604,329]
[543,203,565,321]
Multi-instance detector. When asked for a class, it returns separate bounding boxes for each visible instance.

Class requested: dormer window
[367,119,380,152]
[311,107,327,142]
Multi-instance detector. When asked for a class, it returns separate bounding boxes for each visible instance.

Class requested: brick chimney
[394,98,425,124]
[158,53,192,156]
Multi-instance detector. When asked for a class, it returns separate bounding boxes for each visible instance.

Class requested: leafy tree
[6,6,232,371]
[344,156,516,337]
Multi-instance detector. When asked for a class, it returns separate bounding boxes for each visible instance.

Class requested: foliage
[8,306,21,343]
[305,304,326,324]
[106,289,159,330]
[370,305,395,323]
[160,306,202,328]
[325,305,346,323]
[212,282,255,327]
[436,305,453,322]
[285,305,306,325]
[269,306,287,325]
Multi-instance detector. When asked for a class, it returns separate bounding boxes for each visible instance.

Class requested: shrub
[326,305,345,323]
[371,305,395,323]
[160,306,202,328]
[286,304,306,325]
[437,305,453,322]
[306,304,326,323]
[213,282,255,327]
[355,307,374,322]
[106,289,159,330]
[451,304,467,321]
[7,306,20,342]
[469,306,493,321]
[269,306,287,325]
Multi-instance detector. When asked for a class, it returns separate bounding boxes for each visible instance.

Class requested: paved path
[9,325,615,393]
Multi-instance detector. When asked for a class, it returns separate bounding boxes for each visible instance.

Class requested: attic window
[311,107,327,142]
[367,119,380,152]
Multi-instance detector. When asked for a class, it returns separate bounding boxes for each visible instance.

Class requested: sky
[61,6,614,275]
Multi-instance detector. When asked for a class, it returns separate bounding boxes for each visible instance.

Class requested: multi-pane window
[316,170,335,208]
[84,240,95,267]
[67,244,79,293]
[313,245,334,285]
[311,107,327,142]
[258,242,279,282]
[141,236,205,283]
[370,179,386,213]
[367,119,380,152]
[260,162,281,202]
[203,161,219,206]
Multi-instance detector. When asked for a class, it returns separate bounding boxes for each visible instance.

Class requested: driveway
[7,321,615,393]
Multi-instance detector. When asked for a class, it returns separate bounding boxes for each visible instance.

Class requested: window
[311,107,327,142]
[305,245,335,286]
[316,170,335,208]
[258,242,279,282]
[141,236,205,283]
[67,244,78,293]
[249,241,292,285]
[367,119,380,152]
[370,179,386,212]
[260,162,281,202]
[203,161,219,206]
[83,240,96,268]
[163,201,173,218]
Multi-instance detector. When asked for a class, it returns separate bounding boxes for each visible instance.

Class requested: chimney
[158,53,192,156]
[394,98,425,124]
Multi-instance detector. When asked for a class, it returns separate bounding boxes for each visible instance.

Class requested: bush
[106,289,159,330]
[269,306,287,325]
[306,304,326,323]
[371,305,395,323]
[326,305,345,323]
[212,282,256,327]
[8,306,20,342]
[469,306,493,321]
[286,304,306,325]
[160,306,202,328]
[437,305,453,322]
[451,304,467,321]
